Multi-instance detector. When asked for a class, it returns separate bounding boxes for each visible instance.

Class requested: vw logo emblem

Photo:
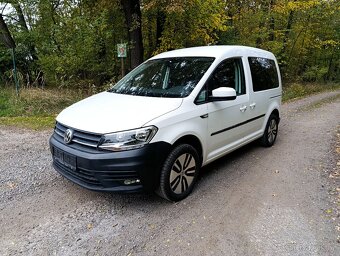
[64,129,74,144]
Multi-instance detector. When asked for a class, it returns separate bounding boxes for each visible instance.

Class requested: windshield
[109,57,214,98]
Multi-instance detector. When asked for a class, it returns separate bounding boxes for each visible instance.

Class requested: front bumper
[49,135,171,193]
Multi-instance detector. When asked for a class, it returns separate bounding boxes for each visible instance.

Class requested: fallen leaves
[149,224,155,230]
[87,223,93,230]
[6,181,17,189]
[324,209,333,214]
[329,171,340,178]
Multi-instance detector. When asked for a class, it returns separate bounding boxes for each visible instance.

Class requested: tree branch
[1,13,19,22]
[0,3,8,15]
[0,12,16,48]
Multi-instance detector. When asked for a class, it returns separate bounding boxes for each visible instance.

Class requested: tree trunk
[281,0,296,55]
[256,1,270,47]
[121,0,144,69]
[0,14,16,49]
[282,10,294,54]
[279,0,295,74]
[12,2,39,60]
[326,49,335,81]
[12,1,44,86]
[268,0,275,41]
[156,9,165,48]
[12,2,29,31]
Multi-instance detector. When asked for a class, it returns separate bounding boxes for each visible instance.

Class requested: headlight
[98,126,158,151]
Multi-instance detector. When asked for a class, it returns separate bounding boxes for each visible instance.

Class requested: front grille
[55,122,102,149]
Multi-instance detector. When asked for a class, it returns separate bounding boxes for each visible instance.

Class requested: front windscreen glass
[109,57,215,98]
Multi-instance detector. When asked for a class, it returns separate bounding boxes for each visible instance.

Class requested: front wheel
[157,144,200,202]
[261,114,279,147]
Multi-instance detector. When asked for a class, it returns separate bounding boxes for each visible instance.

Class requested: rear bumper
[49,135,171,193]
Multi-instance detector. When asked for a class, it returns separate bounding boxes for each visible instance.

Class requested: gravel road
[1,91,339,256]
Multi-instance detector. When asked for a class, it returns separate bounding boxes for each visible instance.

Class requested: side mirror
[210,87,237,101]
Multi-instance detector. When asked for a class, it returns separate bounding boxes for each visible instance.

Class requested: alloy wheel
[169,153,196,194]
[267,119,278,144]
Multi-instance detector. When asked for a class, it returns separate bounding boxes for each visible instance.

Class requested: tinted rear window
[248,57,279,92]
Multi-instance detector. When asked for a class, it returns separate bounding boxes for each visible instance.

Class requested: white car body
[51,45,282,200]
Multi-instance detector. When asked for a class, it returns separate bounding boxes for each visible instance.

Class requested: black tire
[157,144,200,202]
[261,113,279,147]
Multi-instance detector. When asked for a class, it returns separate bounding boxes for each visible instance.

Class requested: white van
[50,46,282,201]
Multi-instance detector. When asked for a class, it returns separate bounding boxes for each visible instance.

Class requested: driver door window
[208,58,246,96]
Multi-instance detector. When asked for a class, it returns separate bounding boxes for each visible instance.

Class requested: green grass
[282,83,340,102]
[0,116,57,130]
[0,82,339,130]
[0,87,86,130]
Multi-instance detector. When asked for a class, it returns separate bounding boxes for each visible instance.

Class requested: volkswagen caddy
[50,46,282,201]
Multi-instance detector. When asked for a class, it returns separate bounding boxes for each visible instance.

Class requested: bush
[301,66,328,82]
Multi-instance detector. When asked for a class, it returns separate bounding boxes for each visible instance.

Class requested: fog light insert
[124,179,141,185]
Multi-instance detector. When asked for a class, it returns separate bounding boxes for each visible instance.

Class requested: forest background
[1,0,339,88]
[0,0,339,129]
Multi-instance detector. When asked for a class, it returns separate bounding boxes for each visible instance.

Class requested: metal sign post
[10,48,19,96]
[117,43,127,77]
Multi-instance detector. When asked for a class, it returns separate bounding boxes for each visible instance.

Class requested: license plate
[53,147,76,170]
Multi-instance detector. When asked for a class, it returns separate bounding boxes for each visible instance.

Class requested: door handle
[250,103,256,109]
[240,105,247,112]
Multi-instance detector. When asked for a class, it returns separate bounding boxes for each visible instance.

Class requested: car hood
[56,92,183,134]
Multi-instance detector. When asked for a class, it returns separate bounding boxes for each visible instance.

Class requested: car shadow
[105,140,262,206]
[198,140,260,181]
[62,139,269,209]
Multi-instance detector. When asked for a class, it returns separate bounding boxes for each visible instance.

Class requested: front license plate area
[53,147,76,170]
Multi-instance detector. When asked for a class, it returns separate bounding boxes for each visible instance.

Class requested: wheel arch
[271,108,280,119]
[172,135,203,164]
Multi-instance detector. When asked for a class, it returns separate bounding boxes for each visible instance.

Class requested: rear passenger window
[248,57,279,92]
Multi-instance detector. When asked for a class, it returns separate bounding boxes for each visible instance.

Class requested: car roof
[150,45,275,60]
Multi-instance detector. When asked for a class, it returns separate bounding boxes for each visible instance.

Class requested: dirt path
[1,91,339,256]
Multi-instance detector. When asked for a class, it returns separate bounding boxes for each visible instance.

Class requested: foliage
[0,46,12,84]
[218,0,340,82]
[301,66,328,82]
[33,0,125,87]
[143,0,228,55]
[0,0,339,88]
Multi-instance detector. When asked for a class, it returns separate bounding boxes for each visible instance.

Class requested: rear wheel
[261,114,279,147]
[157,144,200,202]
